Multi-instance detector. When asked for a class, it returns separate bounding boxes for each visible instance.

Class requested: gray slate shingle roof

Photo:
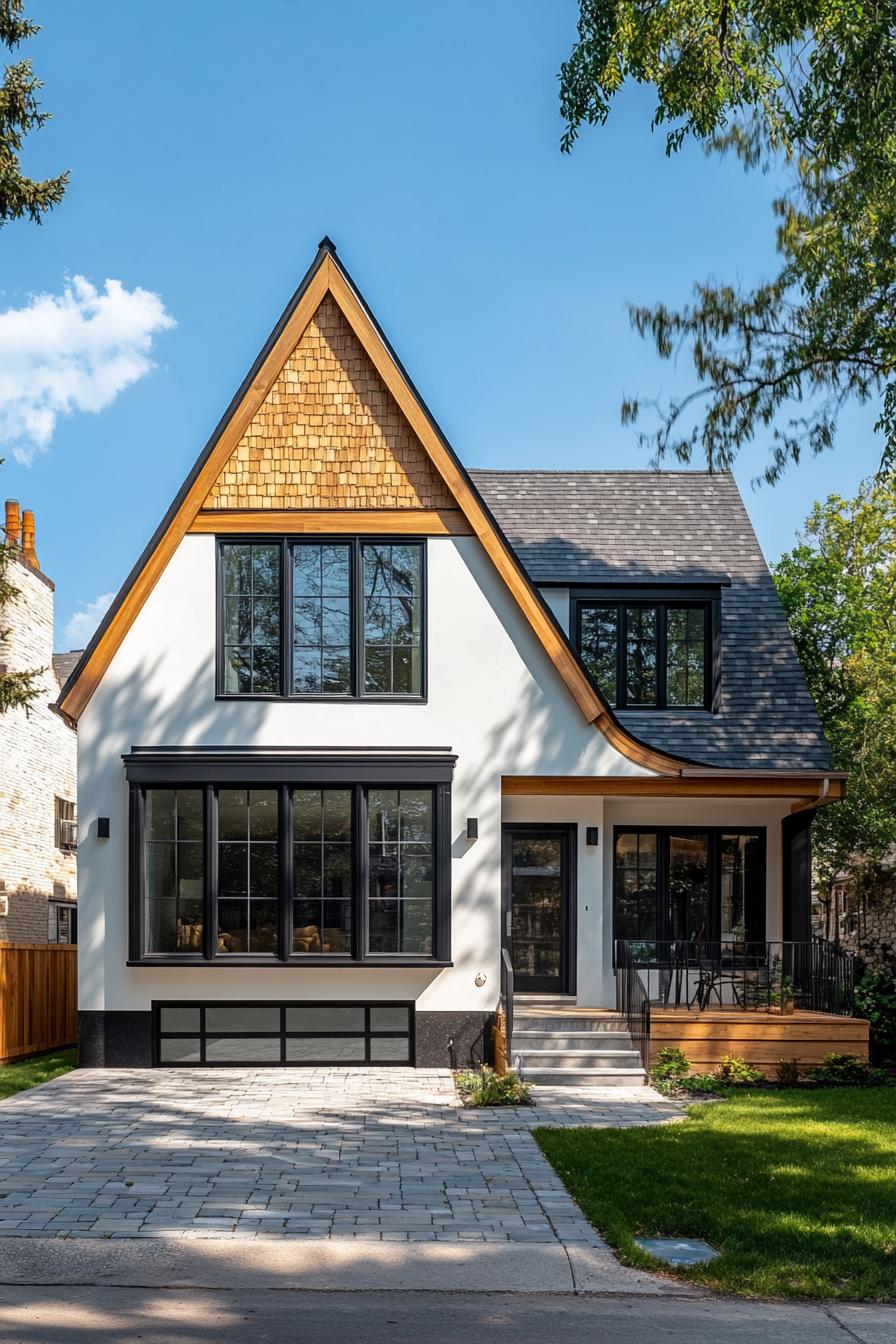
[469,469,831,771]
[52,651,83,688]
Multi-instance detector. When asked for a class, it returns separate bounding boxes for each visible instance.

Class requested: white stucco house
[57,239,859,1079]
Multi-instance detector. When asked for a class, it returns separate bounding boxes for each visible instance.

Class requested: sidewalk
[0,1232,677,1294]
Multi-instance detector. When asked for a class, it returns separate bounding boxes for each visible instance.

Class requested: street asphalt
[0,1287,893,1344]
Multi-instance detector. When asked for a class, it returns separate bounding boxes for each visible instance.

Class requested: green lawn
[535,1089,896,1301]
[0,1049,76,1101]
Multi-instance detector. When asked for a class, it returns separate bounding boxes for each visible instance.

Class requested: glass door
[667,832,710,942]
[505,828,573,993]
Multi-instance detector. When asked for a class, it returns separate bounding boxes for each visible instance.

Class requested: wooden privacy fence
[0,942,77,1063]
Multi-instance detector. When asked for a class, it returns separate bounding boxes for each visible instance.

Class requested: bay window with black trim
[217,538,425,700]
[613,827,766,950]
[572,587,721,711]
[127,759,452,965]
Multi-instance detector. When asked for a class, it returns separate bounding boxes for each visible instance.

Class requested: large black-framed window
[613,826,766,946]
[126,752,452,966]
[217,537,426,701]
[573,586,721,711]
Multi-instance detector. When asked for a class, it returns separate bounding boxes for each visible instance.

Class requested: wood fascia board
[189,508,473,536]
[57,260,331,720]
[502,774,846,800]
[789,776,847,812]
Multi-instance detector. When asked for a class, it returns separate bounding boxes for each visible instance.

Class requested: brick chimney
[4,499,21,548]
[21,509,39,570]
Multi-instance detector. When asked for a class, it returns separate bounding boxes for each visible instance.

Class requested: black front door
[503,825,575,994]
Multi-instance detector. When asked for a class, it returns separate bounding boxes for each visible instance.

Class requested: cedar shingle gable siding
[470,469,830,771]
[205,295,454,511]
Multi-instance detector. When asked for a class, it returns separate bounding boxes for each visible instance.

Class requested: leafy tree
[560,1,896,480]
[0,0,67,224]
[773,479,896,913]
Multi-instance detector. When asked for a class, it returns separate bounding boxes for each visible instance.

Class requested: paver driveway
[0,1069,681,1243]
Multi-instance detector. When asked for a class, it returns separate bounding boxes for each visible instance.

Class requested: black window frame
[51,902,77,945]
[571,586,722,712]
[216,536,428,703]
[125,750,452,968]
[612,825,767,947]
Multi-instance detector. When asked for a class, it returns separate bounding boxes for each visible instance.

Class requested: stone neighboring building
[0,500,79,943]
[814,863,896,967]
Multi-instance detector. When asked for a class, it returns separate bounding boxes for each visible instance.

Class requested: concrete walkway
[0,1068,681,1247]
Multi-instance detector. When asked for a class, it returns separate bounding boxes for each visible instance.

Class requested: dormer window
[572,587,720,711]
[218,538,425,700]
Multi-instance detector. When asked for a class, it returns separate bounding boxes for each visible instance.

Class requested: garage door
[153,1001,414,1066]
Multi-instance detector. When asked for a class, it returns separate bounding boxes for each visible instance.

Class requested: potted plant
[770,973,796,1015]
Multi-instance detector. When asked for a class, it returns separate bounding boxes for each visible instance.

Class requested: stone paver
[0,1069,683,1245]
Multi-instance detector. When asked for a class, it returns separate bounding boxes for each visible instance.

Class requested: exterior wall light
[585,826,599,846]
[466,817,478,840]
[97,817,110,839]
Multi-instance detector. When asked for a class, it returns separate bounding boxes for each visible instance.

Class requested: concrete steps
[511,998,646,1088]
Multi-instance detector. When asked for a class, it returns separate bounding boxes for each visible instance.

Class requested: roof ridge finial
[317,235,337,254]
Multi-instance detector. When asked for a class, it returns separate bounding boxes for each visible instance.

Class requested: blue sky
[1,0,883,649]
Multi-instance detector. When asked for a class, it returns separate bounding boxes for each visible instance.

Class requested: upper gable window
[221,544,282,694]
[218,538,425,700]
[573,589,718,711]
[363,544,424,696]
[293,543,352,695]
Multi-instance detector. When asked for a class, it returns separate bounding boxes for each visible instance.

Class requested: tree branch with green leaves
[560,0,896,480]
[773,478,896,889]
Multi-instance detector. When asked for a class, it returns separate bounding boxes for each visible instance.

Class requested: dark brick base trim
[415,1011,494,1069]
[79,1007,494,1069]
[79,1011,152,1067]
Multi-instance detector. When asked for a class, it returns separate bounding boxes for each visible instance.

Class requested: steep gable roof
[56,240,681,774]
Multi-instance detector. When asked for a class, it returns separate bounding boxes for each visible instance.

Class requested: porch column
[782,810,813,943]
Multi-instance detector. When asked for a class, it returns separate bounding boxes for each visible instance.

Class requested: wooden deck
[651,1007,869,1077]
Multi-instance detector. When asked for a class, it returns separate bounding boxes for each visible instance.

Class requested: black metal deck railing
[615,937,651,1070]
[500,945,515,1069]
[615,938,856,1016]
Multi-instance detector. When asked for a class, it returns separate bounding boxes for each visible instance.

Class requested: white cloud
[64,591,115,648]
[0,276,175,464]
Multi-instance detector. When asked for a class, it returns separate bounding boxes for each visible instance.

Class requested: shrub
[854,969,896,1065]
[805,1052,890,1087]
[714,1054,763,1085]
[649,1047,729,1097]
[455,1066,531,1106]
[676,1072,729,1096]
[650,1046,690,1083]
[774,1058,801,1087]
